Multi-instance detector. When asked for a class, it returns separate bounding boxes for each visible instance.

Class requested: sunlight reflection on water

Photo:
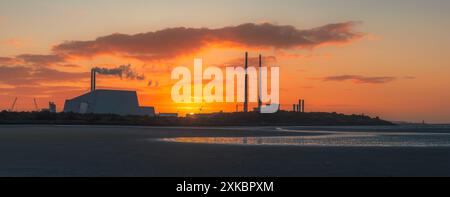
[158,131,450,147]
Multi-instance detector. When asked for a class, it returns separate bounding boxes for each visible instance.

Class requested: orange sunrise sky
[1,0,450,123]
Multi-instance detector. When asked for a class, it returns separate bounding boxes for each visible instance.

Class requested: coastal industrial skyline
[2,1,450,187]
[1,0,450,123]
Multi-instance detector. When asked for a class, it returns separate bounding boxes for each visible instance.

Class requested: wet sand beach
[0,125,449,176]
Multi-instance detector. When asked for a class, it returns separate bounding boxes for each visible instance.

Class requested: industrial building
[63,68,155,116]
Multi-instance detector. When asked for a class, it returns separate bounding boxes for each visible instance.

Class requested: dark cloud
[0,65,88,85]
[0,66,31,85]
[1,54,68,68]
[15,54,65,66]
[53,22,363,61]
[33,67,88,81]
[0,85,84,97]
[0,56,19,64]
[322,75,396,84]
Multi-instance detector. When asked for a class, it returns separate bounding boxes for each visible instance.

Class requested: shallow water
[159,126,450,147]
[1,125,450,176]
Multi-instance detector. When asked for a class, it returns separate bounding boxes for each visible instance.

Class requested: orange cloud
[0,85,84,97]
[215,55,277,67]
[0,56,19,64]
[0,54,67,68]
[15,54,65,66]
[52,22,363,62]
[0,65,88,86]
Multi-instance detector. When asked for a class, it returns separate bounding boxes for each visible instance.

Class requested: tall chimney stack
[298,99,301,112]
[91,68,96,92]
[244,52,248,112]
[258,54,262,112]
[301,99,305,113]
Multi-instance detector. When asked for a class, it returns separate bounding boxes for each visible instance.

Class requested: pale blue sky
[1,0,450,55]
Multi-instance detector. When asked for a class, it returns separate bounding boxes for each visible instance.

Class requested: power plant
[63,68,155,116]
[62,52,293,116]
[61,52,269,116]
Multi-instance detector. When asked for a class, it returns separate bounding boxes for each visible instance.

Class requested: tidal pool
[158,128,450,147]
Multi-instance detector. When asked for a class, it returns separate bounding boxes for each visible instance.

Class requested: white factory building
[63,68,155,116]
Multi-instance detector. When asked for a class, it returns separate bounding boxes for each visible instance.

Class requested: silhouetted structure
[258,54,262,112]
[244,52,249,112]
[33,98,39,111]
[0,111,394,126]
[158,113,178,117]
[10,97,17,112]
[301,99,305,112]
[293,99,305,112]
[64,67,155,116]
[91,68,96,92]
[49,102,56,113]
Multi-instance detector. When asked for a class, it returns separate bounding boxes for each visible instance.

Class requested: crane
[10,97,18,112]
[33,98,39,111]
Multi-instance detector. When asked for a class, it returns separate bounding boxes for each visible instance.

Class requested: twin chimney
[243,52,263,113]
[294,99,305,112]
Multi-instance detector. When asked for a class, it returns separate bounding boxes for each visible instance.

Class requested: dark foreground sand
[0,125,449,176]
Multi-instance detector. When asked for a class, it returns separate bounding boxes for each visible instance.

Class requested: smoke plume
[93,64,145,80]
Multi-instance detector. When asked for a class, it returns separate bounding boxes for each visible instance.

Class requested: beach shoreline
[1,125,449,177]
